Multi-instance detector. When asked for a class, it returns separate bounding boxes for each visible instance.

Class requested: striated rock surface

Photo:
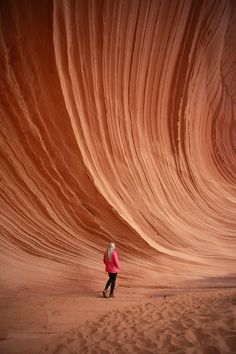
[0,0,235,292]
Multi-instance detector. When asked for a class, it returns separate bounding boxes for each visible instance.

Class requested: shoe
[109,293,115,298]
[103,290,108,298]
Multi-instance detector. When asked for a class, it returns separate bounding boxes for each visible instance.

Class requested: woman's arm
[113,251,120,269]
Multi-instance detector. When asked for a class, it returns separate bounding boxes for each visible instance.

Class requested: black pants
[105,273,117,295]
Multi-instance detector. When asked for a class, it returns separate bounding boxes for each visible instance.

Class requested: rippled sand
[1,289,236,354]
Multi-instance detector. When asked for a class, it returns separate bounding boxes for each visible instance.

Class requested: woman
[103,242,120,298]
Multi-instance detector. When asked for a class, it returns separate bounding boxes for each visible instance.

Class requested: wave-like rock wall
[0,0,236,291]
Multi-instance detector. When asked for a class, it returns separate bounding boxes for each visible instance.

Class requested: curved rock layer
[0,0,236,291]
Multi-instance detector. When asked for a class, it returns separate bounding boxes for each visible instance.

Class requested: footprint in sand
[53,343,70,354]
[185,328,199,345]
[201,345,221,354]
[224,335,236,353]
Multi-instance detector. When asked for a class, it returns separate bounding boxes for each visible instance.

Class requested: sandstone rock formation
[0,0,235,292]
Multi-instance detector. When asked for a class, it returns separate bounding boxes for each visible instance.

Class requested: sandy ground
[1,287,236,354]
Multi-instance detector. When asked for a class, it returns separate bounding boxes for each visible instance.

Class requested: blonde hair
[106,242,115,261]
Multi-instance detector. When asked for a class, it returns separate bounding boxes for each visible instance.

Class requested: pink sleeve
[113,252,120,269]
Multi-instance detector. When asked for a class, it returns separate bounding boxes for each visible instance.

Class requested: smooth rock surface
[0,0,236,293]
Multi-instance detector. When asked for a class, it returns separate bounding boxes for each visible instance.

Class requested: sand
[1,288,236,354]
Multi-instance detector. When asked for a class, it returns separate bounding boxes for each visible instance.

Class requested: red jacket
[103,250,120,273]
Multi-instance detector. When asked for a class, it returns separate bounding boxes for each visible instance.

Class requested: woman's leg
[109,273,117,296]
[104,273,112,290]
